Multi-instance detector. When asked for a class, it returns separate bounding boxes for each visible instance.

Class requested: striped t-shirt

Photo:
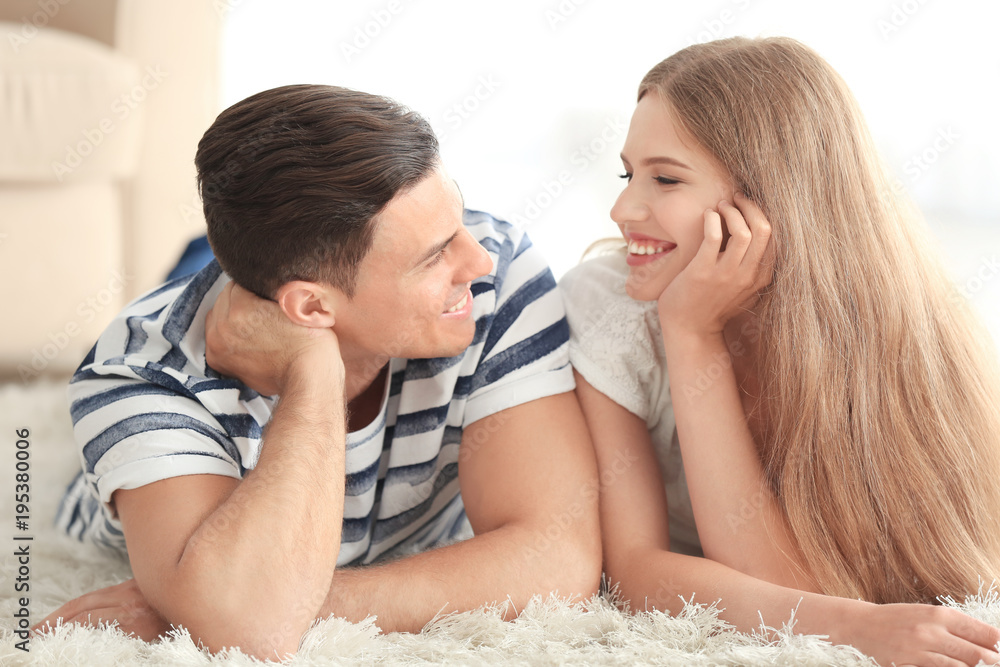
[56,210,574,565]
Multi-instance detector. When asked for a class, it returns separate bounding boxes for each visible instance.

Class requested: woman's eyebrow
[639,156,693,170]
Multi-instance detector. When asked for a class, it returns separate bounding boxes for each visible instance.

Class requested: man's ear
[274,281,339,328]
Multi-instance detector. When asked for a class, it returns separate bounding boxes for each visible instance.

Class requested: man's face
[332,166,494,363]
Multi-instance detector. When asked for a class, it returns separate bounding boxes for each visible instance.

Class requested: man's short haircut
[195,84,440,298]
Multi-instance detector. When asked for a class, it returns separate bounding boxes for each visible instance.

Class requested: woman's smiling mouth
[625,236,677,266]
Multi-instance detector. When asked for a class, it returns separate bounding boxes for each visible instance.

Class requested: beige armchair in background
[0,0,222,380]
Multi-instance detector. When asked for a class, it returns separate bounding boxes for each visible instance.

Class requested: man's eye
[426,250,446,267]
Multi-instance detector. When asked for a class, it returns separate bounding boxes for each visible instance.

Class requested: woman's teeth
[628,240,672,256]
[446,293,469,313]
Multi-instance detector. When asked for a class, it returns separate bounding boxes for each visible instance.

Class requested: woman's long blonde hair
[640,36,1000,603]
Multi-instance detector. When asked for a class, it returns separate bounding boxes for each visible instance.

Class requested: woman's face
[612,94,734,302]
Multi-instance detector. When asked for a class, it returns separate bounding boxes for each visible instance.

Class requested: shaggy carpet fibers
[2,379,998,666]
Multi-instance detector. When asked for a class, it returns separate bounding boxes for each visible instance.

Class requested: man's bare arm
[319,391,602,632]
[39,282,351,659]
[116,351,346,658]
[38,391,600,640]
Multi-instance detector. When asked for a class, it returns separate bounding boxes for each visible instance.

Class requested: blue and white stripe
[56,210,574,565]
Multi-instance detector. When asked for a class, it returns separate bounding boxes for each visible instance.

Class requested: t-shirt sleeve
[68,368,247,516]
[65,264,267,521]
[462,222,575,426]
[559,252,666,422]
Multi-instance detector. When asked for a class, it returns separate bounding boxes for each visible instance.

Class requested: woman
[562,36,1000,666]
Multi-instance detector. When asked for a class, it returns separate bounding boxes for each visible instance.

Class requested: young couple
[40,37,1000,666]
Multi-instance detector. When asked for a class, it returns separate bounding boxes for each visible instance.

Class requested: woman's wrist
[659,321,728,359]
[792,593,869,645]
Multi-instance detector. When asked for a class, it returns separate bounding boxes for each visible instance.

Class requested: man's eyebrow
[622,154,693,171]
[414,231,460,267]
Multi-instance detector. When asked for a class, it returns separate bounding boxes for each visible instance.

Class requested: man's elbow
[547,527,603,600]
[171,604,307,660]
[151,579,312,660]
[566,545,603,600]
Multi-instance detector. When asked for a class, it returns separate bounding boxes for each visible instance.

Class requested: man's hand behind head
[205,281,343,396]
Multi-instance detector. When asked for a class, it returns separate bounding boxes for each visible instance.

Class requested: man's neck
[342,351,391,433]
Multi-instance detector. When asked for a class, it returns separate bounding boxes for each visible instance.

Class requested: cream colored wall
[0,1,221,379]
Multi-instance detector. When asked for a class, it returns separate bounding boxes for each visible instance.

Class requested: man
[39,85,601,659]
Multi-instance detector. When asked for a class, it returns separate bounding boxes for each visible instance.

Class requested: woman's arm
[576,372,1000,667]
[660,328,813,588]
[653,196,812,587]
[575,368,806,622]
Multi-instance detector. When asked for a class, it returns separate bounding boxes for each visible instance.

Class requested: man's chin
[439,337,475,360]
[405,331,475,361]
[444,325,479,358]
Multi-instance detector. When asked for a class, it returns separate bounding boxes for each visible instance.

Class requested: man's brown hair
[195,84,440,298]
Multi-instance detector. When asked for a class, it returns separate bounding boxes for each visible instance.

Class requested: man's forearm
[319,522,600,633]
[161,358,347,655]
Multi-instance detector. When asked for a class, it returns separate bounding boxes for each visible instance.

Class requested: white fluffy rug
[2,379,998,666]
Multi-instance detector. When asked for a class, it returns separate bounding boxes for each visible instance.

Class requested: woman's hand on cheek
[656,192,773,340]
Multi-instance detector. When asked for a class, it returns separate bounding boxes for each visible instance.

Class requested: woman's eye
[618,173,678,185]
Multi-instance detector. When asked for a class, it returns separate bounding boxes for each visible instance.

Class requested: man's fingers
[68,608,115,628]
[32,610,62,634]
[35,605,168,642]
[228,281,262,315]
[67,607,166,641]
[226,280,283,334]
[32,580,144,631]
[214,281,234,318]
[33,594,97,632]
[33,601,101,634]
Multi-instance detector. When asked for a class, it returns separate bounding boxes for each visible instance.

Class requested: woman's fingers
[850,603,1000,667]
[702,208,725,253]
[716,199,753,269]
[730,193,775,291]
[942,610,1000,663]
[713,197,773,296]
[658,195,777,334]
[927,633,999,667]
[684,208,726,273]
